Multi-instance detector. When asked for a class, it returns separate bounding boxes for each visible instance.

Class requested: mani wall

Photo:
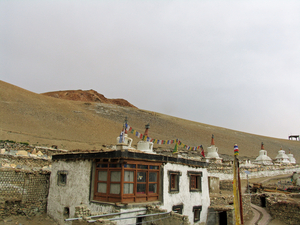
[0,168,50,218]
[207,163,300,181]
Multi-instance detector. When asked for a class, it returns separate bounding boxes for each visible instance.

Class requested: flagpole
[233,144,240,225]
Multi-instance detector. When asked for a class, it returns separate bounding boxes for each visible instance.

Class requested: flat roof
[52,150,208,168]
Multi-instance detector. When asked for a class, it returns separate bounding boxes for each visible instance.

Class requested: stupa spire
[144,123,150,136]
[124,117,128,134]
[261,142,264,150]
[211,134,215,145]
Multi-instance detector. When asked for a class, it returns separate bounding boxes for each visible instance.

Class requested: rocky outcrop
[42,90,137,108]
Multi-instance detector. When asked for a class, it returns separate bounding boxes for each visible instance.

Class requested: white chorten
[288,151,296,164]
[254,142,273,165]
[205,134,222,163]
[275,148,290,164]
[116,120,133,150]
[137,123,155,154]
[116,133,133,148]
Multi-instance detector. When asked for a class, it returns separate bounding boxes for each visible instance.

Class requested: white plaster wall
[47,160,93,224]
[160,163,210,224]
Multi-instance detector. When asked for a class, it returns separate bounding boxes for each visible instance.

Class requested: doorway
[219,211,227,225]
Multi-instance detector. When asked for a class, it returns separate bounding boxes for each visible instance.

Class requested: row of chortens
[114,123,297,165]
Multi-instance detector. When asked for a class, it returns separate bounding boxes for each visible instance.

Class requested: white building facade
[47,149,210,224]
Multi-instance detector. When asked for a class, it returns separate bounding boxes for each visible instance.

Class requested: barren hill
[42,90,137,108]
[1,80,300,162]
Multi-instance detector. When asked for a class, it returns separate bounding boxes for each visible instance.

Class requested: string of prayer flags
[124,123,203,152]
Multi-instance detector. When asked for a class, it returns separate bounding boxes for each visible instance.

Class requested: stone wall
[220,180,233,191]
[0,168,50,218]
[0,154,51,169]
[251,193,300,225]
[210,194,252,222]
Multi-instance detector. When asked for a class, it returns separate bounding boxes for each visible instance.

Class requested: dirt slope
[1,80,300,162]
[42,90,137,108]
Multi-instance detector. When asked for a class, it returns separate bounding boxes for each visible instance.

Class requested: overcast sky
[1,1,300,139]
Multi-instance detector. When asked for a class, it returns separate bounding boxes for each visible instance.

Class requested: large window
[94,160,161,203]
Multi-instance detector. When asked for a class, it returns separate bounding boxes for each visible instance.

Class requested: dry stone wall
[251,193,300,225]
[0,168,50,218]
[210,194,252,221]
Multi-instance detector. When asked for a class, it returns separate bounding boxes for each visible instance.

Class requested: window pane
[110,184,120,194]
[98,171,107,181]
[138,165,148,169]
[171,174,178,190]
[137,172,146,182]
[124,171,134,182]
[98,183,107,193]
[149,172,157,182]
[123,183,134,194]
[97,164,108,168]
[149,183,157,193]
[137,184,146,194]
[111,171,121,182]
[149,165,159,170]
[124,164,136,168]
[110,164,121,168]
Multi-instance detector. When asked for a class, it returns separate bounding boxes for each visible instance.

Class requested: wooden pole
[233,144,240,225]
[237,159,244,224]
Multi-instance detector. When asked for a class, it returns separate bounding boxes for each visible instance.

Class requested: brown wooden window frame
[193,205,202,222]
[172,204,183,214]
[187,171,202,192]
[168,171,181,193]
[57,170,68,186]
[93,159,161,203]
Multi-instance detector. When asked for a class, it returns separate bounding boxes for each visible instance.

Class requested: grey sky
[1,1,300,139]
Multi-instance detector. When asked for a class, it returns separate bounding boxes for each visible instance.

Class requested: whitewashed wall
[160,163,210,224]
[47,160,123,224]
[208,167,300,181]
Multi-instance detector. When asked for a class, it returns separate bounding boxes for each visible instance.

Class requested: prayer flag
[234,144,239,155]
[173,139,178,154]
[201,145,205,157]
[119,130,124,143]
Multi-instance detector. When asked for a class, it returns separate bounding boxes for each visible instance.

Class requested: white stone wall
[160,163,210,224]
[47,160,93,223]
[208,166,300,181]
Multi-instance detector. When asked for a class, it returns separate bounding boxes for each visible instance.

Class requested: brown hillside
[42,90,137,108]
[1,80,300,163]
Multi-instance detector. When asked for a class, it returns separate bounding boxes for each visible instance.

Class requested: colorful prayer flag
[201,145,205,157]
[173,140,178,154]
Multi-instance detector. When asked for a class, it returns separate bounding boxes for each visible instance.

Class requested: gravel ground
[0,214,58,225]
